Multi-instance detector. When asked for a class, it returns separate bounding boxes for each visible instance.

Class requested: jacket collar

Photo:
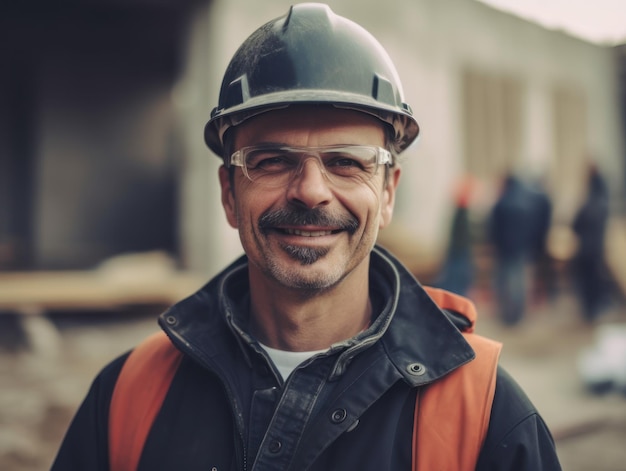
[159,245,475,387]
[372,245,475,386]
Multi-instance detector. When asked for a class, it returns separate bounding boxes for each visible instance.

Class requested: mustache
[258,207,359,234]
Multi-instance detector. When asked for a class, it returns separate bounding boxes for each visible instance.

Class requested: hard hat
[204,3,419,157]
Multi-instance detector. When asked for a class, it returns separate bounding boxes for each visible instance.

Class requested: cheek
[339,185,385,227]
[236,185,282,225]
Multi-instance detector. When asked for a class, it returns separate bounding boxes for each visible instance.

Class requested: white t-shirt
[259,342,328,380]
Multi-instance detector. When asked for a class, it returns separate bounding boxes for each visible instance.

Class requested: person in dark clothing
[528,180,556,305]
[488,174,536,326]
[51,4,561,470]
[436,176,475,296]
[572,164,610,322]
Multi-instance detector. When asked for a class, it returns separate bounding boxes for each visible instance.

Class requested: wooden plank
[0,271,205,312]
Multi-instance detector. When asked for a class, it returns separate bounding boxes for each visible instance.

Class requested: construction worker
[51,4,561,470]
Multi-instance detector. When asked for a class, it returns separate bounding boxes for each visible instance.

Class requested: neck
[248,263,372,352]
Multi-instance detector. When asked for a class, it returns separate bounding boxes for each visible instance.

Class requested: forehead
[233,106,386,148]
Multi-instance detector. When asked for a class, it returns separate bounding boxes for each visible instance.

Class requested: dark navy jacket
[51,246,561,470]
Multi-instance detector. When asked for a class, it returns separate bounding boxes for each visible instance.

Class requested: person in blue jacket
[488,173,537,326]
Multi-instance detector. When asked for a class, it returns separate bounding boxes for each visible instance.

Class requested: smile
[283,228,334,237]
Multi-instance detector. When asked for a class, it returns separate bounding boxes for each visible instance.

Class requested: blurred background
[1,0,626,469]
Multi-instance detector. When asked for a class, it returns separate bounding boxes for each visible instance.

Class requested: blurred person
[578,323,626,394]
[435,175,476,296]
[528,178,555,306]
[572,163,610,322]
[488,173,536,326]
[51,4,561,471]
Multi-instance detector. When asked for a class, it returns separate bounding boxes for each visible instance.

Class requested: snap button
[407,362,426,376]
[268,439,282,454]
[331,408,348,423]
[165,315,177,326]
[346,419,360,432]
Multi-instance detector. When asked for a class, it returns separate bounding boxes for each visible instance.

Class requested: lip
[274,226,342,238]
[283,228,333,237]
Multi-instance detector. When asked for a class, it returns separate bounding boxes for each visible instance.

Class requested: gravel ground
[476,294,626,471]
[1,293,625,471]
[0,309,160,471]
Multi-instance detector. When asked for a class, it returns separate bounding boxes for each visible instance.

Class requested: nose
[286,157,333,208]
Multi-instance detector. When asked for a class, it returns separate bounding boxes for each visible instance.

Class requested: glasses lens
[319,147,379,180]
[241,148,298,187]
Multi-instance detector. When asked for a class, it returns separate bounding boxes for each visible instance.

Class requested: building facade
[1,0,623,278]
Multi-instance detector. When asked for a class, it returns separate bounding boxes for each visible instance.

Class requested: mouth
[258,207,359,237]
[281,228,337,237]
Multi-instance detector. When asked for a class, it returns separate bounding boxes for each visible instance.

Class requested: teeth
[285,228,333,237]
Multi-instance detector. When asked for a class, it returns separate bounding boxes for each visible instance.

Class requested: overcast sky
[477,0,626,45]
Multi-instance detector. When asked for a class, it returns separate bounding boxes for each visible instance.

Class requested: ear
[219,165,239,229]
[379,166,401,229]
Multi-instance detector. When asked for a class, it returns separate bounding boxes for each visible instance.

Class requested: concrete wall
[176,0,624,276]
[1,6,189,270]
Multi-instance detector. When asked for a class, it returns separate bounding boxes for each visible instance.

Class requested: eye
[325,154,366,170]
[332,158,363,168]
[255,156,286,169]
[327,160,366,179]
[324,152,373,178]
[247,151,296,172]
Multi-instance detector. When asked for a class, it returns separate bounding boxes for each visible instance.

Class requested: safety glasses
[229,144,392,188]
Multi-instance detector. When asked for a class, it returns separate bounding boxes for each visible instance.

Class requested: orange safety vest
[109,287,501,471]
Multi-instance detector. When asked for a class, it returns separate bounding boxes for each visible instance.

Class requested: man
[488,173,537,326]
[572,163,610,322]
[52,4,562,470]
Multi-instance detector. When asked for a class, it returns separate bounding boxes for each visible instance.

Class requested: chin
[268,258,344,291]
[281,244,330,265]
